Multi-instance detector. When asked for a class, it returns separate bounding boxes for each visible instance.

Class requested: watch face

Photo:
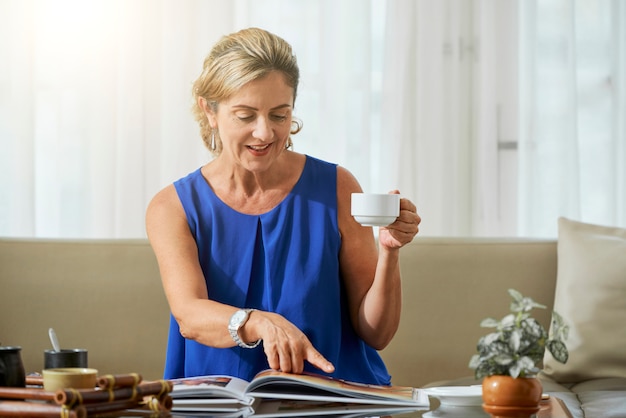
[230,310,246,326]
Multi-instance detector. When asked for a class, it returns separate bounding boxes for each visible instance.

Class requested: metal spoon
[48,328,61,352]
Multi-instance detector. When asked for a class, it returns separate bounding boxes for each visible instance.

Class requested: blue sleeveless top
[165,155,390,385]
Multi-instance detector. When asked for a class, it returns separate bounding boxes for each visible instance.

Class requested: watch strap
[228,309,261,349]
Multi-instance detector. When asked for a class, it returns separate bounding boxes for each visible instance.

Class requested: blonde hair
[192,28,302,155]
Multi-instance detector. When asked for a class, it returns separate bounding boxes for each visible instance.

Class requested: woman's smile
[246,142,273,156]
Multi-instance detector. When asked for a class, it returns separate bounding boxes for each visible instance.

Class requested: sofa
[0,239,169,381]
[1,217,625,417]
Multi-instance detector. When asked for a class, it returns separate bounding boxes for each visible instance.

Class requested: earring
[210,131,216,151]
[285,137,293,149]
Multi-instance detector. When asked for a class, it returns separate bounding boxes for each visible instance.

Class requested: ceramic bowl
[42,367,98,391]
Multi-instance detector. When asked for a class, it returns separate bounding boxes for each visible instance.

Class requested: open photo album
[169,369,429,416]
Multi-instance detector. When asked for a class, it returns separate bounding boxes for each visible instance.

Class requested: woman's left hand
[378,191,420,249]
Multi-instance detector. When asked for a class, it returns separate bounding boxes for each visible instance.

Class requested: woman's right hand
[242,310,335,375]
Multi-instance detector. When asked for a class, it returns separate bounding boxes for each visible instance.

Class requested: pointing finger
[306,347,335,374]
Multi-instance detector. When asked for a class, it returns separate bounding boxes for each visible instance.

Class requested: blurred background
[0,0,624,239]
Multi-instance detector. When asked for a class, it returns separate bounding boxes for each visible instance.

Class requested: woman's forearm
[356,246,402,350]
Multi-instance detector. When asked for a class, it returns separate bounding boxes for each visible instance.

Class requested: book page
[170,375,253,405]
[246,370,427,406]
[254,399,425,417]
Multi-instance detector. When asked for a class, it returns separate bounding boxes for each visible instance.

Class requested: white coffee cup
[351,193,400,227]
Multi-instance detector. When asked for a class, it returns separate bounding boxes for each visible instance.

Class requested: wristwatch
[228,309,261,349]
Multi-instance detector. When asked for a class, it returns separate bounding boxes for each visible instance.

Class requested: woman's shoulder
[145,183,185,232]
[336,165,362,194]
[149,165,206,212]
[147,184,179,213]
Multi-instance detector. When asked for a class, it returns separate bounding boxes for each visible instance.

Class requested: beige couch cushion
[542,218,626,382]
[381,237,557,387]
[0,239,169,380]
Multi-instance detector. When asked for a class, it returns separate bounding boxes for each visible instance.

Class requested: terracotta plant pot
[482,375,542,418]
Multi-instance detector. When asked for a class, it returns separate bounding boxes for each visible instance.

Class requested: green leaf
[509,288,546,313]
[509,362,522,378]
[509,329,521,351]
[481,318,500,328]
[499,314,516,330]
[510,357,537,378]
[547,340,569,364]
[482,332,500,346]
[518,356,536,370]
[469,354,481,369]
[494,354,513,365]
[523,318,545,338]
[508,288,523,302]
[550,311,570,341]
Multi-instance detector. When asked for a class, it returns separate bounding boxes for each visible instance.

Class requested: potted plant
[469,289,569,417]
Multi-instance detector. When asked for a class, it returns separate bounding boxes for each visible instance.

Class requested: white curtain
[0,0,391,238]
[380,0,511,236]
[3,0,622,239]
[519,0,626,237]
[0,0,231,238]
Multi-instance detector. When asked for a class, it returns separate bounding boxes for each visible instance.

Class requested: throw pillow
[542,217,626,383]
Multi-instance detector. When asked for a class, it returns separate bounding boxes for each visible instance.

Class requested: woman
[146,27,420,385]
